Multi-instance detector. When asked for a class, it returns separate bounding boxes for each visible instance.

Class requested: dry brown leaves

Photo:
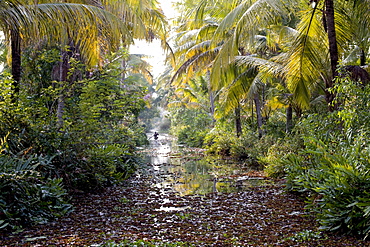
[1,174,368,247]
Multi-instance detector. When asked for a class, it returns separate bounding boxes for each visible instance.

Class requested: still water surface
[142,132,271,196]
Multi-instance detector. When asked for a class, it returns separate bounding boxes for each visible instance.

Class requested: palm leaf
[171,47,219,86]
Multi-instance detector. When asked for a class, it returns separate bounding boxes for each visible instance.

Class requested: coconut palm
[170,0,370,138]
[171,0,288,136]
[3,0,168,100]
[169,0,245,133]
[211,0,370,109]
[2,0,129,99]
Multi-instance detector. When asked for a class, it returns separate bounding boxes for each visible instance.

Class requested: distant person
[154,132,159,140]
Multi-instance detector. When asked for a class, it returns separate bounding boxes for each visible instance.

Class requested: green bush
[204,127,278,168]
[281,138,370,238]
[204,128,236,156]
[177,125,208,147]
[262,134,304,178]
[265,76,370,238]
[169,107,213,148]
[41,141,141,192]
[78,144,138,188]
[0,154,72,231]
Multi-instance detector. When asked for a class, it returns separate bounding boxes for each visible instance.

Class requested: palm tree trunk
[286,105,293,133]
[209,90,216,124]
[56,51,69,128]
[235,105,242,137]
[325,0,339,109]
[121,58,127,85]
[11,29,21,101]
[360,49,366,66]
[57,95,65,128]
[207,71,216,125]
[254,94,263,138]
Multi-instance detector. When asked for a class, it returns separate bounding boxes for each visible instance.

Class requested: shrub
[0,154,72,231]
[77,144,138,189]
[177,125,208,147]
[280,136,370,238]
[204,129,236,156]
[266,76,370,238]
[262,134,304,178]
[169,107,213,148]
[204,127,278,168]
[46,142,140,192]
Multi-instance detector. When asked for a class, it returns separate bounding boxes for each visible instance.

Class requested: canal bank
[1,133,366,246]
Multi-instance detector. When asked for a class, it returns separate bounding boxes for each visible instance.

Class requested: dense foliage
[1,0,370,242]
[169,107,213,147]
[271,76,370,238]
[0,153,72,230]
[0,46,149,230]
[162,0,370,240]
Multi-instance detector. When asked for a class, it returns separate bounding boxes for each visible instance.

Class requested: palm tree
[210,0,369,109]
[99,0,168,42]
[168,76,211,112]
[3,0,129,100]
[3,0,168,99]
[170,0,300,137]
[3,0,170,129]
[169,0,245,134]
[170,0,370,137]
[169,28,219,123]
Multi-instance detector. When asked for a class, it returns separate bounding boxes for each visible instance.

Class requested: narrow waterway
[1,132,364,246]
[143,131,272,196]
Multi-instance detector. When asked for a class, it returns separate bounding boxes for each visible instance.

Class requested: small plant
[287,230,325,242]
[175,212,192,220]
[119,197,130,204]
[280,134,370,238]
[101,240,194,247]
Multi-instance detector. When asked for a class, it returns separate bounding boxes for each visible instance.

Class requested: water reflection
[143,132,271,196]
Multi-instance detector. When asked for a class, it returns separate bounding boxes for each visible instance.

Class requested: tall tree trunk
[286,105,293,133]
[325,0,339,110]
[11,29,21,101]
[207,71,216,125]
[209,90,216,124]
[121,59,127,85]
[56,51,69,128]
[57,95,65,128]
[360,49,366,66]
[254,94,263,138]
[235,105,242,137]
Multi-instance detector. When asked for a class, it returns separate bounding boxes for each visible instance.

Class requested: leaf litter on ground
[0,147,369,247]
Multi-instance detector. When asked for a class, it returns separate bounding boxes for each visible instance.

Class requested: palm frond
[212,0,253,42]
[171,47,219,86]
[186,40,211,59]
[278,7,328,108]
[196,22,219,42]
[14,3,131,65]
[210,37,237,90]
[235,55,283,76]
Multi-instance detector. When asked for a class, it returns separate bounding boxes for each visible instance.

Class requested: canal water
[141,131,271,196]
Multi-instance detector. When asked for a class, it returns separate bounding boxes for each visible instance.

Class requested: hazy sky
[129,1,178,78]
[160,0,178,19]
